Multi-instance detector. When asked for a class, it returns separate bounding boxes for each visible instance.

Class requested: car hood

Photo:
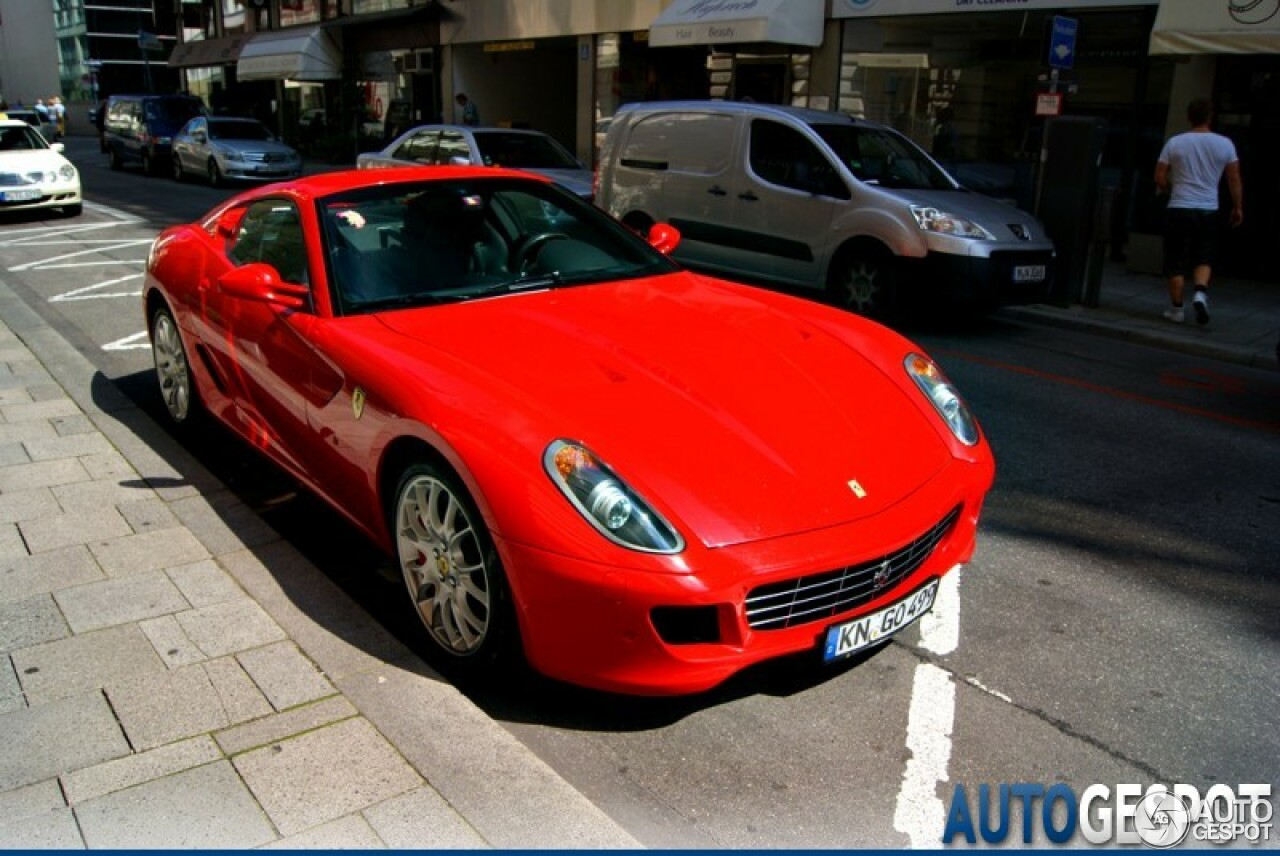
[215,139,297,157]
[528,167,594,198]
[887,188,1052,245]
[0,149,71,177]
[374,275,951,548]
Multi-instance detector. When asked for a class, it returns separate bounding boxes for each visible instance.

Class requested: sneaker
[1192,292,1210,325]
[1163,307,1184,323]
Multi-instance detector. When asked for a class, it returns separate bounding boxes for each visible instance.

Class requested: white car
[357,124,593,199]
[171,116,301,187]
[0,119,81,217]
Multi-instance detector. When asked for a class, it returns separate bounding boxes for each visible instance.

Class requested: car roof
[0,117,36,127]
[615,99,871,128]
[238,165,557,198]
[399,124,554,137]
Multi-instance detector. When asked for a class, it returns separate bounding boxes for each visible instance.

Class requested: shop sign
[1035,92,1063,116]
[834,0,1155,18]
[483,40,535,53]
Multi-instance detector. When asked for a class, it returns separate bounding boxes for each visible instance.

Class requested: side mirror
[218,263,308,310]
[647,223,681,255]
[215,208,246,239]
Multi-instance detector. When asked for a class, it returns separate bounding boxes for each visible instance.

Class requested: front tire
[172,154,185,182]
[150,306,198,425]
[62,203,82,218]
[829,250,897,318]
[392,462,516,666]
[207,159,222,188]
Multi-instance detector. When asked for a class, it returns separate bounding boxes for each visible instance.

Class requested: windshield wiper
[467,271,567,299]
[349,292,452,312]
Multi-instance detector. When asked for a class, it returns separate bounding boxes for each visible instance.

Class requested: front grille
[744,506,962,631]
[0,173,37,187]
[244,152,289,164]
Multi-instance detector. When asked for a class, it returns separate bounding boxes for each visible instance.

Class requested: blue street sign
[1049,16,1077,70]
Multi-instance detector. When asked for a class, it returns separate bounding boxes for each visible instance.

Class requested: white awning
[649,0,823,48]
[1150,0,1280,54]
[236,26,342,81]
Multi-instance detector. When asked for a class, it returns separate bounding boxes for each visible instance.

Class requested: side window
[436,131,470,165]
[749,119,847,198]
[395,130,438,163]
[226,199,310,286]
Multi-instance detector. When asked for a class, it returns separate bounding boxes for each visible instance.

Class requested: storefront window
[280,0,321,28]
[352,0,410,13]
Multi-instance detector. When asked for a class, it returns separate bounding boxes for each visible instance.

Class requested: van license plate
[822,579,939,662]
[1014,265,1046,283]
[1,189,41,202]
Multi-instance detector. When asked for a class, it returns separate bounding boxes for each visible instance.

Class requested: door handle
[707,185,727,196]
[738,191,759,202]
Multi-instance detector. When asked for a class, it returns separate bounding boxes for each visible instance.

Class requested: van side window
[749,120,848,199]
[227,199,311,289]
[622,113,735,176]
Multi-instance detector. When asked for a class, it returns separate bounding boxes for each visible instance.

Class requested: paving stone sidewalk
[0,282,638,849]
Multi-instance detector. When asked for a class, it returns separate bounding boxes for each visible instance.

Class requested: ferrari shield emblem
[847,479,867,499]
[352,387,366,420]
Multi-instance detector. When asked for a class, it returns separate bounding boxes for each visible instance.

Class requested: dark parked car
[104,93,206,175]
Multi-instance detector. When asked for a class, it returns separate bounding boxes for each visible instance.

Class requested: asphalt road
[2,138,1277,848]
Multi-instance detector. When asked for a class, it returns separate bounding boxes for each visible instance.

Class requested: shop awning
[1150,0,1280,54]
[168,34,249,69]
[648,0,824,48]
[236,26,342,81]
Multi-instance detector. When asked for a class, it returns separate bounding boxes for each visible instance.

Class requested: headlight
[223,149,244,162]
[544,440,684,554]
[905,354,980,446]
[58,164,76,182]
[910,205,993,239]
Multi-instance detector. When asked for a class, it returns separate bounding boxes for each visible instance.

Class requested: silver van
[596,101,1055,316]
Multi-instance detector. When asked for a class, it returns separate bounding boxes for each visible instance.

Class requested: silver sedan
[171,116,301,187]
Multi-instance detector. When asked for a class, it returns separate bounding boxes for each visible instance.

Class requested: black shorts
[1163,208,1221,278]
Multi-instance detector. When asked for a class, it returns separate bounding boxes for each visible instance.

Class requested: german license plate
[1014,264,1046,283]
[1,189,41,202]
[823,579,939,662]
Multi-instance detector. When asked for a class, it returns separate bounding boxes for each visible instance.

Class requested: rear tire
[172,154,184,182]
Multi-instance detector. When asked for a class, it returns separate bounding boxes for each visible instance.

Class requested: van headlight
[910,205,993,239]
[544,440,684,554]
[905,353,980,446]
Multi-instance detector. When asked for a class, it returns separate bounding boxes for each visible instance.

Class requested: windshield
[320,177,677,315]
[471,132,580,170]
[812,124,955,191]
[0,124,49,151]
[145,98,204,124]
[210,119,272,141]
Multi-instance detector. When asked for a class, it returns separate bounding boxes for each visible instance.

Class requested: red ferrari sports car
[143,165,994,695]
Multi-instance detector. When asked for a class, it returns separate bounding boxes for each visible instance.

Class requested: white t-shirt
[1157,130,1238,211]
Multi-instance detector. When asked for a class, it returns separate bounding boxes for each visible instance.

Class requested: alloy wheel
[151,310,192,423]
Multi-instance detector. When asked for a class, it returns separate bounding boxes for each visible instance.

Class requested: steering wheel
[513,232,570,273]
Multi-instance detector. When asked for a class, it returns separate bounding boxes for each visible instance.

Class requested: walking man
[1154,98,1243,325]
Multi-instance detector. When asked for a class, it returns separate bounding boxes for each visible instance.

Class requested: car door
[204,198,329,477]
[737,118,844,285]
[173,117,203,173]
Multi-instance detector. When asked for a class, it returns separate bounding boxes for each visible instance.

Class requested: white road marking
[893,663,956,848]
[8,239,153,271]
[893,564,963,848]
[0,220,142,245]
[102,331,151,351]
[49,273,144,302]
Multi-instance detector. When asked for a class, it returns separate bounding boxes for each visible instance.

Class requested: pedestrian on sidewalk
[455,92,480,127]
[1154,97,1244,326]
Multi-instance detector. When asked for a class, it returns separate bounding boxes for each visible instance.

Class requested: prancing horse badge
[352,387,366,420]
[847,479,867,499]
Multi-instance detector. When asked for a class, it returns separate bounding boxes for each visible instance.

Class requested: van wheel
[109,148,122,170]
[829,251,895,318]
[141,151,154,176]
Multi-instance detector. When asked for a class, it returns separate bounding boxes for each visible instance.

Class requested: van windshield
[145,99,204,124]
[811,124,954,191]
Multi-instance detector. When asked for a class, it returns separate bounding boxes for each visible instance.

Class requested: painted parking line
[893,565,962,849]
[8,239,152,272]
[49,273,143,302]
[103,331,151,351]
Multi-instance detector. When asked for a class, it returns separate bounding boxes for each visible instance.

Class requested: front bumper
[0,184,81,212]
[499,458,991,695]
[905,248,1055,307]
